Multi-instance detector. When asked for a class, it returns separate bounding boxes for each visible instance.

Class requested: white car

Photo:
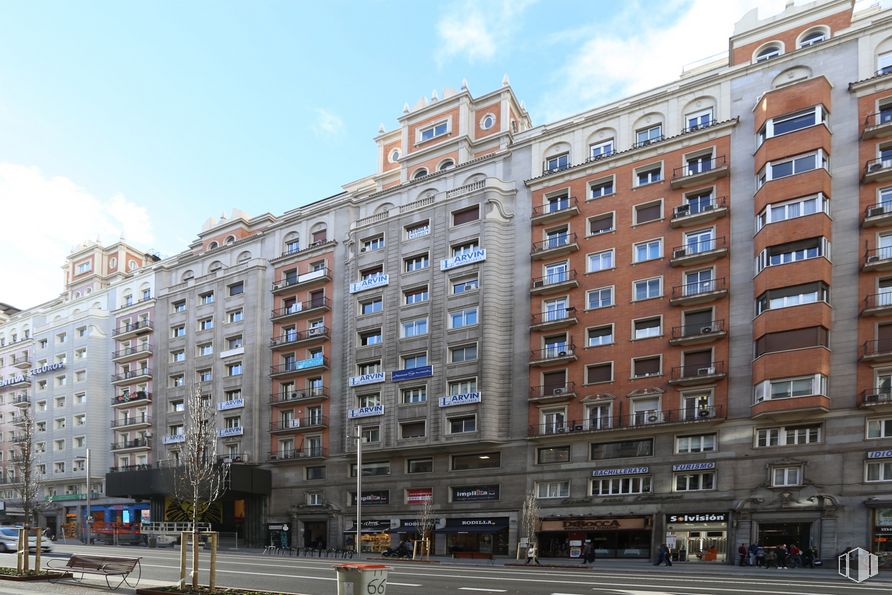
[0,527,53,552]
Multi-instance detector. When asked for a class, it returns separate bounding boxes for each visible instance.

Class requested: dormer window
[413,169,428,180]
[208,241,219,249]
[438,159,455,171]
[755,44,782,62]
[798,29,827,49]
[545,153,569,173]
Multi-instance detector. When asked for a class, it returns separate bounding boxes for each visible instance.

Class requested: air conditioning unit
[868,255,881,263]
[702,203,716,211]
[574,424,584,431]
[308,328,323,337]
[697,409,711,417]
[697,366,716,376]
[700,326,713,335]
[290,419,301,428]
[674,205,690,217]
[270,455,278,461]
[673,248,687,258]
[556,427,566,433]
[869,206,887,218]
[865,393,880,403]
[558,351,568,357]
[233,456,243,463]
[533,279,544,288]
[870,163,885,173]
[646,414,659,423]
[289,392,299,400]
[553,387,566,395]
[756,396,765,402]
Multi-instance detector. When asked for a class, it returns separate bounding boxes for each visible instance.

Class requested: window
[867,460,892,482]
[591,438,653,460]
[404,286,429,305]
[758,106,826,143]
[227,362,243,377]
[401,353,427,370]
[586,362,613,384]
[408,458,433,473]
[538,446,570,464]
[868,417,892,439]
[198,318,214,331]
[56,332,67,344]
[481,113,496,129]
[588,213,614,235]
[756,193,828,230]
[589,178,614,199]
[74,370,85,383]
[633,277,662,301]
[228,309,243,323]
[757,150,827,187]
[591,474,652,496]
[632,356,661,378]
[197,368,212,383]
[452,205,480,226]
[772,466,801,487]
[420,120,448,142]
[451,453,499,471]
[400,421,426,439]
[358,361,382,376]
[228,282,244,297]
[360,297,383,315]
[634,201,662,224]
[590,139,614,160]
[452,240,479,257]
[674,470,715,491]
[756,424,821,447]
[755,44,782,62]
[452,275,479,294]
[587,249,614,273]
[536,481,570,499]
[449,378,477,395]
[359,329,383,346]
[449,307,478,329]
[756,237,829,273]
[405,221,430,240]
[545,152,570,172]
[362,235,385,252]
[285,238,300,254]
[404,253,430,272]
[450,343,478,363]
[171,324,186,338]
[543,262,569,285]
[754,326,828,357]
[587,325,613,347]
[686,109,713,131]
[754,374,827,403]
[415,168,428,179]
[199,292,214,305]
[636,124,663,146]
[402,386,427,404]
[401,317,428,337]
[226,335,243,349]
[633,317,661,339]
[798,29,826,48]
[306,466,325,480]
[449,415,477,434]
[633,239,662,263]
[636,164,662,186]
[170,374,185,387]
[676,433,716,454]
[171,350,185,363]
[586,287,613,309]
[197,342,213,356]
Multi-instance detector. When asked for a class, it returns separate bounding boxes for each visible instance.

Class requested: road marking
[390,583,422,587]
[459,589,508,593]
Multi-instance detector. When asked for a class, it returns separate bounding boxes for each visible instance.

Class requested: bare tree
[12,408,42,573]
[416,500,436,560]
[173,385,227,591]
[521,488,540,552]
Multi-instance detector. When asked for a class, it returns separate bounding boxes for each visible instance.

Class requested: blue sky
[0,0,802,307]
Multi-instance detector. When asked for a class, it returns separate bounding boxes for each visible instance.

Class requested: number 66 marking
[367,577,387,594]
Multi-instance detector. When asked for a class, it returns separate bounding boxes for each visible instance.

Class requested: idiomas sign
[438,392,482,408]
[440,248,486,271]
[349,272,389,294]
[349,372,386,387]
[348,404,384,419]
[0,362,65,388]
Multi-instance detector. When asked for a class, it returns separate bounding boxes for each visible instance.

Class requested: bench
[47,554,142,590]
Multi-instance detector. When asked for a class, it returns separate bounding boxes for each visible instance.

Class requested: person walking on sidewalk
[581,542,596,566]
[654,543,672,566]
[525,543,541,565]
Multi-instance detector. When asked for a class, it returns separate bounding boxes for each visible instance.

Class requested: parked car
[0,527,53,552]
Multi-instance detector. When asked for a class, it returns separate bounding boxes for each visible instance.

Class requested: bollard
[334,563,388,595]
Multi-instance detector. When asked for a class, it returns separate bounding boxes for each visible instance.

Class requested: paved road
[2,544,892,594]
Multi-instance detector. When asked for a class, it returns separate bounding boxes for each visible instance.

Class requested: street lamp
[354,425,362,555]
[76,449,92,545]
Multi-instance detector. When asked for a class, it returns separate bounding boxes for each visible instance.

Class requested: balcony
[112,343,153,363]
[632,135,665,149]
[865,246,892,271]
[11,354,31,369]
[527,405,724,437]
[271,240,337,264]
[529,382,577,404]
[530,308,577,331]
[111,391,152,407]
[670,237,728,267]
[670,196,728,228]
[670,156,729,189]
[270,326,330,349]
[863,203,892,228]
[529,345,577,367]
[531,233,578,260]
[863,158,892,184]
[270,416,329,433]
[111,368,152,385]
[863,339,892,362]
[11,433,28,444]
[864,293,892,316]
[267,447,327,462]
[112,320,153,339]
[10,414,27,426]
[669,320,726,345]
[530,270,579,295]
[12,393,31,408]
[110,438,151,451]
[531,197,580,225]
[114,295,154,312]
[751,394,830,419]
[269,387,329,406]
[272,267,331,293]
[860,389,892,408]
[863,111,892,140]
[270,356,329,377]
[270,297,331,321]
[108,464,152,473]
[670,277,728,306]
[110,413,151,429]
[669,361,726,386]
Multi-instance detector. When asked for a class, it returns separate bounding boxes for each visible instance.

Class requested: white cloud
[536,0,787,121]
[0,163,155,308]
[435,0,536,65]
[312,108,344,138]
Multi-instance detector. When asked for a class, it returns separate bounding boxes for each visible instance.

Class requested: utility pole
[85,448,91,545]
[355,425,362,555]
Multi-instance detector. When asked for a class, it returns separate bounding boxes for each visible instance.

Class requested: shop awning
[438,517,509,534]
[344,520,392,534]
[388,518,442,534]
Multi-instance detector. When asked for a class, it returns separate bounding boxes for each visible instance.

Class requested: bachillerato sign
[540,517,648,531]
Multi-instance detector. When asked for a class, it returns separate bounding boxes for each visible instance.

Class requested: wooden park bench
[47,554,142,590]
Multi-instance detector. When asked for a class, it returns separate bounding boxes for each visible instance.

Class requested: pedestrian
[654,543,672,566]
[581,542,596,565]
[775,544,788,569]
[747,543,756,567]
[755,544,765,568]
[789,543,802,568]
[738,543,747,566]
[525,543,541,565]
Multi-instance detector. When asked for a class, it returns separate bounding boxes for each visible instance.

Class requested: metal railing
[270,416,329,432]
[269,388,329,404]
[268,448,327,461]
[112,344,153,359]
[531,270,578,290]
[111,369,151,382]
[111,391,151,406]
[865,158,892,176]
[864,339,892,357]
[110,438,151,450]
[632,135,665,149]
[531,233,577,254]
[270,357,329,375]
[672,236,727,258]
[531,308,576,326]
[531,197,578,218]
[672,196,727,219]
[530,345,577,361]
[529,382,577,399]
[270,327,330,347]
[111,414,151,428]
[671,277,727,299]
[272,266,331,291]
[670,361,726,381]
[671,320,725,340]
[672,155,727,179]
[528,405,723,436]
[271,297,331,318]
[112,320,153,336]
[865,246,892,264]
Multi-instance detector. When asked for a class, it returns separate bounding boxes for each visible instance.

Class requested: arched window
[798,28,827,49]
[225,235,236,245]
[755,43,783,62]
[413,168,428,180]
[438,159,455,171]
[208,241,219,250]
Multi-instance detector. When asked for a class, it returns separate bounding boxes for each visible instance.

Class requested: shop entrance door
[683,531,727,561]
[758,522,811,548]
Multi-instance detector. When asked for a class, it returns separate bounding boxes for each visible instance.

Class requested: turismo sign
[0,362,65,388]
[672,462,716,471]
[348,404,384,419]
[349,272,389,294]
[440,248,486,271]
[438,391,482,407]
